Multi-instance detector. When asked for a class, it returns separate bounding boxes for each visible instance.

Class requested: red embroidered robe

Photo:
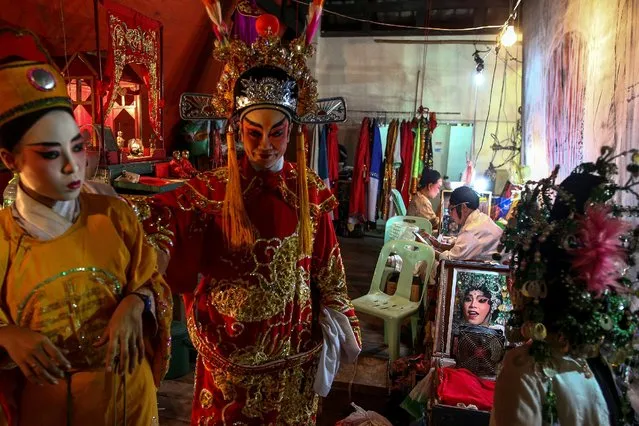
[135,157,361,426]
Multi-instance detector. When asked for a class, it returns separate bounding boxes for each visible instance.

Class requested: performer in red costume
[131,6,361,426]
[179,150,199,178]
[168,150,187,178]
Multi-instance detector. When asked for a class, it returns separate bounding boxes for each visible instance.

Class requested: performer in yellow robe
[0,28,172,426]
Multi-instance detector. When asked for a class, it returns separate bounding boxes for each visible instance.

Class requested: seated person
[407,169,442,229]
[422,186,502,262]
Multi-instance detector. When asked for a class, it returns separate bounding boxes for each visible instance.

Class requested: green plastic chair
[352,239,436,361]
[384,215,433,243]
[390,189,407,216]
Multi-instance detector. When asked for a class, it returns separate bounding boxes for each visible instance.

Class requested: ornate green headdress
[497,147,639,423]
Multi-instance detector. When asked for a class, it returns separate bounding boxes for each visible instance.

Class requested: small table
[113,177,186,194]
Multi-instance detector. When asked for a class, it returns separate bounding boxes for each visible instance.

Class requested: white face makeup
[240,108,290,169]
[463,289,491,326]
[2,110,86,204]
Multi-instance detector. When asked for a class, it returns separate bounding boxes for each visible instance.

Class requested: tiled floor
[158,234,412,425]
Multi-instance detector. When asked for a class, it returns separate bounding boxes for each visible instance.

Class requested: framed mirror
[431,260,512,377]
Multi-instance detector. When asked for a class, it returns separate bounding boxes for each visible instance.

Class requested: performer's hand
[427,233,438,244]
[95,294,145,375]
[419,232,439,248]
[0,325,71,385]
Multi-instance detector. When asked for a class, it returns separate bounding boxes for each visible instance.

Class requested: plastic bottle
[3,173,19,208]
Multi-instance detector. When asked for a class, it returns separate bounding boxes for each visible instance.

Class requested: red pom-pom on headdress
[255,14,280,37]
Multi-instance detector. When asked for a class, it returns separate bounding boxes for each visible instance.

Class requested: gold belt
[200,343,322,376]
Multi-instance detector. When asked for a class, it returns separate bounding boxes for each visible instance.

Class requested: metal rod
[94,0,106,166]
[374,39,517,45]
[348,109,461,115]
[413,69,420,113]
[160,24,164,147]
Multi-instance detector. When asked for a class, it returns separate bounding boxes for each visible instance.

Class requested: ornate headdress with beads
[213,26,317,120]
[497,147,639,423]
[186,1,341,254]
[0,28,72,129]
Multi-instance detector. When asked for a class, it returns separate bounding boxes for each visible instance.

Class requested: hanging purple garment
[318,125,330,185]
[367,122,383,222]
[232,1,259,44]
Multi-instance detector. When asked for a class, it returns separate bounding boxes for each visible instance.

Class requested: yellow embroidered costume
[0,28,172,426]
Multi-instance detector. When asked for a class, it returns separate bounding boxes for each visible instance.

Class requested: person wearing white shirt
[423,186,502,262]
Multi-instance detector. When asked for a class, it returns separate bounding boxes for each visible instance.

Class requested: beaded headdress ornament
[498,147,639,423]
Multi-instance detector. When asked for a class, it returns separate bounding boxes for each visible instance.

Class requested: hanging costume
[367,122,383,223]
[0,28,171,426]
[131,8,361,425]
[397,120,415,208]
[348,118,371,223]
[380,119,399,219]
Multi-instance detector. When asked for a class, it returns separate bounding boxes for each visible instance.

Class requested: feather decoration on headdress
[202,0,229,41]
[305,0,325,44]
[570,205,631,296]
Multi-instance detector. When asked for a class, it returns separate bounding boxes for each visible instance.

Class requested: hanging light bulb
[501,25,517,47]
[474,71,485,85]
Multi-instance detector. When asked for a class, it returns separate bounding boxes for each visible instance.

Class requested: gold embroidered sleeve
[112,200,173,385]
[310,213,362,347]
[123,195,175,256]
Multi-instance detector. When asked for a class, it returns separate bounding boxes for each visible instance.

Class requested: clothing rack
[344,109,460,125]
[348,109,461,115]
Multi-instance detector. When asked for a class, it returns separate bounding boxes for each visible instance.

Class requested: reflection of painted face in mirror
[463,289,491,325]
[0,110,86,206]
[240,108,290,169]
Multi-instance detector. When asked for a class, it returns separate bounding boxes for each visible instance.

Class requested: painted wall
[314,34,522,182]
[522,0,639,194]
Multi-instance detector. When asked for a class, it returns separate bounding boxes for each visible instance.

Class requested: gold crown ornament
[0,28,72,128]
[212,24,318,120]
[181,1,345,125]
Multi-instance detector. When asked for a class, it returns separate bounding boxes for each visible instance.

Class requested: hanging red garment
[397,120,414,208]
[211,127,223,168]
[327,123,341,219]
[348,118,371,222]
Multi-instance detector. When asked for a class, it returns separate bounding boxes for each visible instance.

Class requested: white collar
[460,209,483,231]
[12,184,80,240]
[249,156,284,173]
